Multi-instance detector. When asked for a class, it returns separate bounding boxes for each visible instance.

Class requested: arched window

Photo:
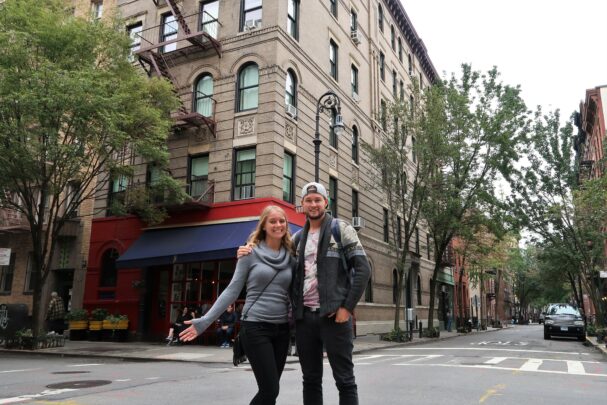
[392,269,398,304]
[285,69,297,107]
[237,63,259,111]
[417,275,422,305]
[195,73,213,117]
[378,4,384,32]
[99,249,119,288]
[351,125,359,164]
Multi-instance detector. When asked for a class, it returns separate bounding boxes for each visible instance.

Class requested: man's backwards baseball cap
[301,182,328,200]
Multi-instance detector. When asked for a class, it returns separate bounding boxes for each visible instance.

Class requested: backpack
[293,218,353,284]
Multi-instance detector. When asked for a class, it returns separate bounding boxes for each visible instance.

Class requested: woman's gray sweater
[191,241,294,336]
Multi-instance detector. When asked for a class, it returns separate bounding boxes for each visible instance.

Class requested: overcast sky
[402,0,607,120]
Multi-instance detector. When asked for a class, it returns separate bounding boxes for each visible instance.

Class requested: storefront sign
[0,248,11,266]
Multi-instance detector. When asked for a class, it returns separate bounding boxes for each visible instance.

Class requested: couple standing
[179,182,371,405]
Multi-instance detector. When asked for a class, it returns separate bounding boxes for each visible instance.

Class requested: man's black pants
[295,309,358,405]
[241,321,290,405]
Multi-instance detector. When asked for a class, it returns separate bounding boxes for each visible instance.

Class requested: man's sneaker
[165,336,172,341]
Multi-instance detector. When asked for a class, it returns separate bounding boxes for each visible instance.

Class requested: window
[390,25,395,50]
[408,53,413,76]
[107,174,128,216]
[392,269,398,304]
[399,80,404,101]
[161,12,178,53]
[330,0,337,17]
[365,277,373,302]
[380,99,387,131]
[417,275,422,305]
[378,4,384,32]
[398,37,403,61]
[383,208,389,242]
[352,189,359,218]
[379,52,385,81]
[412,135,417,163]
[350,9,358,31]
[127,22,142,61]
[195,74,214,117]
[419,73,424,90]
[65,181,80,218]
[0,253,15,294]
[287,0,299,39]
[427,234,432,260]
[99,249,118,288]
[241,0,262,31]
[397,215,402,248]
[189,155,209,198]
[237,63,259,111]
[392,70,397,97]
[351,64,359,96]
[234,148,256,200]
[283,152,294,203]
[409,94,414,117]
[329,40,338,80]
[351,125,359,164]
[91,1,103,19]
[415,227,420,254]
[329,177,338,217]
[201,1,219,39]
[24,252,34,293]
[285,69,297,107]
[329,109,338,148]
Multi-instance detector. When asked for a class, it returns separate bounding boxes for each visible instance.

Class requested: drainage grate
[46,380,112,389]
[51,371,91,375]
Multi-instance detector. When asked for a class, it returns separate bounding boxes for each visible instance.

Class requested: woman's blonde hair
[247,205,295,255]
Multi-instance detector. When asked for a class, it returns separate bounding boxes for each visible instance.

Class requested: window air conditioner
[352,92,361,103]
[351,216,365,229]
[350,29,361,45]
[244,20,261,31]
[285,104,298,118]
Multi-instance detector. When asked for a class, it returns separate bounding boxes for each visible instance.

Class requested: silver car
[543,304,585,341]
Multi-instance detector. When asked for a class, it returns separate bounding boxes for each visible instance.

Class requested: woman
[165,306,194,344]
[180,205,295,405]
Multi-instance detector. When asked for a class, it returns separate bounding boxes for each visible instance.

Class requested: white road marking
[485,357,508,365]
[520,358,543,371]
[115,379,132,382]
[385,347,589,356]
[407,355,443,363]
[67,363,103,367]
[0,368,41,374]
[144,377,161,380]
[0,388,77,404]
[566,361,586,375]
[394,363,607,378]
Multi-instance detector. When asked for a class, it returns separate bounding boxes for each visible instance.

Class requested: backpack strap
[331,218,351,280]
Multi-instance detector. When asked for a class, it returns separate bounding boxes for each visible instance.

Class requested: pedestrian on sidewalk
[239,182,371,405]
[215,304,237,348]
[46,292,66,335]
[180,205,295,405]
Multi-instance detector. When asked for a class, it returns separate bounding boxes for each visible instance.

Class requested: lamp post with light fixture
[314,90,345,182]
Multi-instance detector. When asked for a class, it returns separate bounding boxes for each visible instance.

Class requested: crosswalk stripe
[520,359,543,371]
[484,357,508,365]
[566,361,586,375]
[394,363,607,377]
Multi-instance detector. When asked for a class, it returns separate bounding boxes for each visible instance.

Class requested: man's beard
[306,211,325,220]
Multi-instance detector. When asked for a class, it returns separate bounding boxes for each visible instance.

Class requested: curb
[585,336,607,357]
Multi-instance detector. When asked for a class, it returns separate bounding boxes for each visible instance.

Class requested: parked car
[543,304,585,341]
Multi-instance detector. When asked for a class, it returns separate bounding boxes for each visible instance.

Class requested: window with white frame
[351,64,359,96]
[329,40,338,80]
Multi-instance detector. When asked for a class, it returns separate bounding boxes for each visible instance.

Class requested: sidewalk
[1,327,508,364]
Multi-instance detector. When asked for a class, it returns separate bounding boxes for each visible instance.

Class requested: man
[215,304,237,348]
[239,182,371,405]
[47,291,66,335]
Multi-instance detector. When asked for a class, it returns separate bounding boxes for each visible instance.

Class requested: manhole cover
[51,371,91,375]
[47,380,112,389]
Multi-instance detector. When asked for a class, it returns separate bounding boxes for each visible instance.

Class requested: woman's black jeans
[241,321,290,405]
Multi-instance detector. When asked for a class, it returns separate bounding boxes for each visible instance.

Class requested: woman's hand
[179,320,200,342]
[236,244,253,258]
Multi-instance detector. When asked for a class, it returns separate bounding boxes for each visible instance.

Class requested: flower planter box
[102,320,129,341]
[88,320,103,341]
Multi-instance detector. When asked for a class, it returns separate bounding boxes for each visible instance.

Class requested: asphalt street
[1,324,605,404]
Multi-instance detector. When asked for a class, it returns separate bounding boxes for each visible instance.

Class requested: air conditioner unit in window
[352,216,365,230]
[285,104,298,118]
[244,19,261,31]
[350,29,361,45]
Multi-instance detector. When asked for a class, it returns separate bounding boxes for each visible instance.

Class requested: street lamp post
[314,90,345,182]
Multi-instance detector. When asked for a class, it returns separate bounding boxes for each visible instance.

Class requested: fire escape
[136,0,221,135]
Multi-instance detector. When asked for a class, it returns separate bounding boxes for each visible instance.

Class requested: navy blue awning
[116,220,301,269]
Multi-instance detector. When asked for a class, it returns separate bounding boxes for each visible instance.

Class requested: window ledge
[234,109,258,118]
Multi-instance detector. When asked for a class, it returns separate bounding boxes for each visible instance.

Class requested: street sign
[600,271,607,278]
[0,248,11,266]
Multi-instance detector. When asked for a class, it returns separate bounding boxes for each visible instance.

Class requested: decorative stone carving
[237,116,256,137]
[285,123,295,143]
[329,150,338,169]
[352,167,359,186]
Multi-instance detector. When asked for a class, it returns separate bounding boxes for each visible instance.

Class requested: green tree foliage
[422,65,528,332]
[0,0,182,335]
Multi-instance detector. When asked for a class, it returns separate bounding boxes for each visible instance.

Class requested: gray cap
[301,182,328,199]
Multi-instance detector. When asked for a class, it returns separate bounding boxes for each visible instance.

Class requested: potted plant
[66,308,88,340]
[88,308,109,341]
[103,314,129,341]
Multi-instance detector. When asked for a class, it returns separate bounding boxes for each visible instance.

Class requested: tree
[361,81,438,339]
[0,0,182,336]
[507,109,607,326]
[422,65,528,334]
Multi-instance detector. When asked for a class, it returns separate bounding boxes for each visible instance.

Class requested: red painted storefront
[83,198,305,340]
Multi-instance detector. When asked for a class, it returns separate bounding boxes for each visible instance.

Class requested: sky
[401,0,607,119]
